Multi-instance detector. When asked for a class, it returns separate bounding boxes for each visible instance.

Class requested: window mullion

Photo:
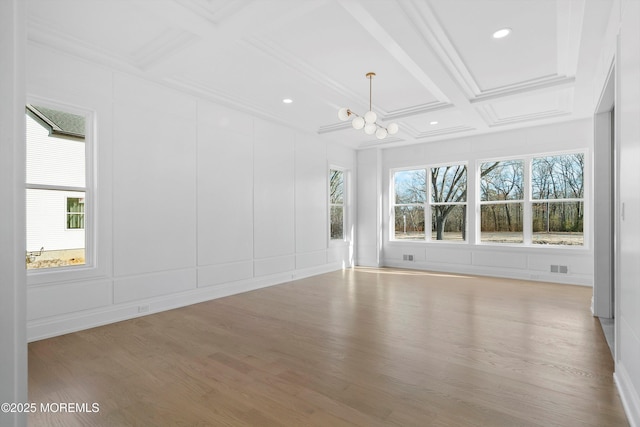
[523,158,532,245]
[26,183,86,192]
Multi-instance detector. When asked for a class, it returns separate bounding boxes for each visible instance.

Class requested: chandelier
[338,72,398,140]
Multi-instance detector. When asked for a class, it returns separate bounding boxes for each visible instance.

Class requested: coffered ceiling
[26,0,613,149]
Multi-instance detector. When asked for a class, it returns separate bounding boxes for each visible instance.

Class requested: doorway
[593,61,616,357]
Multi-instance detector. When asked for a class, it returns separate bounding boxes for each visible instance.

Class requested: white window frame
[26,98,96,283]
[65,196,85,230]
[329,167,346,242]
[428,162,468,243]
[390,163,468,243]
[390,167,427,242]
[477,150,588,248]
[477,156,526,245]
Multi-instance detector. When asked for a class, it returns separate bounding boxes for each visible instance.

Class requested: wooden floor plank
[28,268,628,426]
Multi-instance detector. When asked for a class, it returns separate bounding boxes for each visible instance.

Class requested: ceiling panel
[428,0,558,92]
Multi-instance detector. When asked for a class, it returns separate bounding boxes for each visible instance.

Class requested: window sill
[387,240,589,252]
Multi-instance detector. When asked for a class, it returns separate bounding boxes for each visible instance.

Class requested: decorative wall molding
[28,16,139,73]
[27,262,343,342]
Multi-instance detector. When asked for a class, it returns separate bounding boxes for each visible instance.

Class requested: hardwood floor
[28,268,628,426]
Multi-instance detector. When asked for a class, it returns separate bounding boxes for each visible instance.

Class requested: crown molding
[477,104,572,127]
[28,16,140,73]
[400,122,476,140]
[130,28,199,71]
[470,75,576,105]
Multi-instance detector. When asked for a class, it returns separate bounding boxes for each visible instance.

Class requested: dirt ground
[26,249,85,270]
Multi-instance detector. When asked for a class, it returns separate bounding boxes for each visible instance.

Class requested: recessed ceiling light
[492,28,511,39]
[430,121,438,125]
[282,98,293,104]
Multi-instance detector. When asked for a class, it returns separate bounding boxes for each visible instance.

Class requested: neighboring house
[25,105,86,260]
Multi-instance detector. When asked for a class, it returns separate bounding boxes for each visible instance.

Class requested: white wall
[596,0,640,425]
[358,119,594,286]
[26,43,356,340]
[0,1,27,426]
[356,148,382,267]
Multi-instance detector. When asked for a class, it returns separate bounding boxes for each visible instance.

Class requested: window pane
[67,197,85,229]
[26,109,86,188]
[329,169,344,204]
[394,206,425,240]
[532,202,584,245]
[330,206,344,240]
[532,153,584,199]
[26,189,86,269]
[431,165,466,203]
[394,170,426,204]
[480,203,523,243]
[480,160,524,201]
[432,205,466,241]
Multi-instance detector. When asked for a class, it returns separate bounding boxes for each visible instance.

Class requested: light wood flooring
[28,268,628,426]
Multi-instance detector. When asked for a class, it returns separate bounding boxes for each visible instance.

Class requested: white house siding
[26,113,85,252]
[26,188,84,252]
[26,113,84,187]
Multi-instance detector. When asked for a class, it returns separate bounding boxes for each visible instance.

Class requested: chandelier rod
[366,72,375,112]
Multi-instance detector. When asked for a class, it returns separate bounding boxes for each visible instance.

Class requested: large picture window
[531,153,584,245]
[26,104,90,270]
[392,164,467,242]
[479,152,585,246]
[479,160,524,243]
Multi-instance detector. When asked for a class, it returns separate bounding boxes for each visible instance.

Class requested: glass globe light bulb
[376,128,388,139]
[364,123,376,135]
[352,116,365,130]
[338,108,350,121]
[387,122,399,135]
[364,111,377,124]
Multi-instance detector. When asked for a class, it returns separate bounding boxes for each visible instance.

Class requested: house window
[531,153,584,245]
[393,169,426,240]
[430,164,467,241]
[479,152,585,246]
[392,165,467,241]
[26,104,89,270]
[479,160,525,244]
[66,197,85,229]
[329,169,345,240]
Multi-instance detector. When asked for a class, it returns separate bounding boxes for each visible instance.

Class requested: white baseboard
[615,363,640,427]
[27,262,342,342]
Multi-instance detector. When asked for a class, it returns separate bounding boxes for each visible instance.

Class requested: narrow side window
[329,169,345,240]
